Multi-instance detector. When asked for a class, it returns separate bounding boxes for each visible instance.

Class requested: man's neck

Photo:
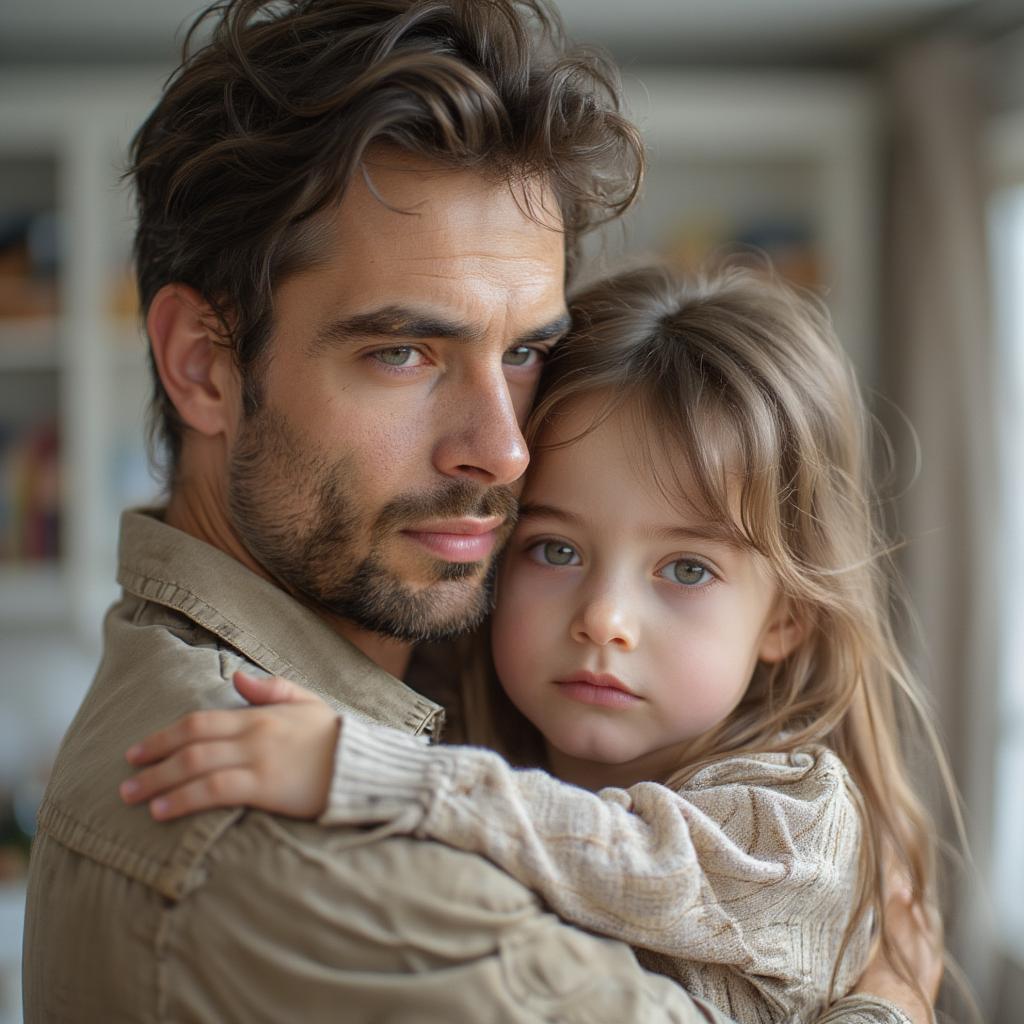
[165,487,414,680]
[165,486,267,581]
[322,619,413,679]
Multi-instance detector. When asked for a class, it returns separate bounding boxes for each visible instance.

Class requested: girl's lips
[402,517,505,563]
[554,672,642,709]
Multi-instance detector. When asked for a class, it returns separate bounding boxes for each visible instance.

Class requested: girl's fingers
[233,670,318,706]
[146,767,259,821]
[125,708,251,766]
[119,740,249,805]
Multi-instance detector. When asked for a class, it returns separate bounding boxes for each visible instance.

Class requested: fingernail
[151,798,170,819]
[126,744,143,762]
[120,778,139,799]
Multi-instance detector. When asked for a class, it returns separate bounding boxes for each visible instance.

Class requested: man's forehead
[329,167,562,291]
[335,154,564,249]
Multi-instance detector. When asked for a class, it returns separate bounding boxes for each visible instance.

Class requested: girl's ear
[758,600,807,664]
[147,283,242,439]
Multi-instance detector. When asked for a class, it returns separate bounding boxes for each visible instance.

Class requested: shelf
[111,321,147,370]
[0,881,24,1024]
[0,318,147,372]
[0,882,25,963]
[0,318,59,371]
[0,563,69,623]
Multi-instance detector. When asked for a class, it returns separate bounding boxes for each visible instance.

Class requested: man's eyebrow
[309,305,570,354]
[516,313,571,346]
[309,306,475,352]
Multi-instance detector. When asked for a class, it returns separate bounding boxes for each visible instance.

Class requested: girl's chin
[543,733,650,772]
[543,730,694,788]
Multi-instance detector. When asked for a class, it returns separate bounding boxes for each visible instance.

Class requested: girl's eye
[528,540,580,567]
[503,345,543,368]
[660,560,713,587]
[374,347,424,367]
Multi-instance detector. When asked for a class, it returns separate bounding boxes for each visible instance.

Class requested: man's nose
[432,368,530,486]
[570,586,639,651]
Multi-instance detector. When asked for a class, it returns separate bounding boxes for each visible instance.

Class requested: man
[24,2,931,1020]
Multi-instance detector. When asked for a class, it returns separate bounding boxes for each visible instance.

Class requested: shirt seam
[36,794,243,901]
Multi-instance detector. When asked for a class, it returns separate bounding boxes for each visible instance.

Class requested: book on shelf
[660,214,822,292]
[0,419,60,563]
[0,210,59,324]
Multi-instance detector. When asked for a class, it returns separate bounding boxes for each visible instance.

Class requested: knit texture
[322,717,896,1024]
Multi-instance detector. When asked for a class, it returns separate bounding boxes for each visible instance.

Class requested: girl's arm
[122,672,869,1017]
[326,713,866,973]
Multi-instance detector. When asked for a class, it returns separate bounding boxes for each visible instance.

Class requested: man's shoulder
[35,591,256,898]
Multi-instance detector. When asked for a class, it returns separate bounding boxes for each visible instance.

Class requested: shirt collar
[116,508,444,738]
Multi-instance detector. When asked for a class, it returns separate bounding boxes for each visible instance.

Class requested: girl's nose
[570,592,638,650]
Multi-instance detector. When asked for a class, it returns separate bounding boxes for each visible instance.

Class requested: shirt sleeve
[321,716,872,1021]
[818,998,914,1024]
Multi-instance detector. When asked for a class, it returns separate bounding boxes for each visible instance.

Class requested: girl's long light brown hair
[465,262,954,1000]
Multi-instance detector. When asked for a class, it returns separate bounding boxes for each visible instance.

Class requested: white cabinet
[0,77,167,938]
[0,72,166,645]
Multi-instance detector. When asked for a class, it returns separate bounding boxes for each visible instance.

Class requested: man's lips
[402,516,506,563]
[554,671,642,709]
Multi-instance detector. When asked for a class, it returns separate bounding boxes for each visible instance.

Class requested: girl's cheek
[490,568,530,646]
[496,556,547,604]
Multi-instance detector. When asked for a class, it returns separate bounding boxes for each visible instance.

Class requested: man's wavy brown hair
[128,0,644,477]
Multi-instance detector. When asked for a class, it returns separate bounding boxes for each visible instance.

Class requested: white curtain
[880,35,1001,1018]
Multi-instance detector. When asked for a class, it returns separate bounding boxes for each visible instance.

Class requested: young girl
[121,265,944,1023]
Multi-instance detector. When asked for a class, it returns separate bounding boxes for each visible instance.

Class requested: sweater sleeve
[817,998,913,1024]
[321,715,872,1022]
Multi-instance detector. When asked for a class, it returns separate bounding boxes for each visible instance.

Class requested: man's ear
[147,284,241,439]
[758,599,807,664]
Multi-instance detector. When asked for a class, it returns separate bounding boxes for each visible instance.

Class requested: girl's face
[491,395,801,788]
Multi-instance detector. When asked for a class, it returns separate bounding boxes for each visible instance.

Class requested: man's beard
[227,409,517,642]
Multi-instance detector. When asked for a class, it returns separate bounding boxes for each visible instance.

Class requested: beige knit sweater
[321,717,886,1024]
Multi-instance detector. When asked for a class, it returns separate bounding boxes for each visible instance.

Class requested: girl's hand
[853,883,943,1024]
[119,671,339,821]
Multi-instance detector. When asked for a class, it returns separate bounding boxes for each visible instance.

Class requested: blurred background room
[0,0,1022,1020]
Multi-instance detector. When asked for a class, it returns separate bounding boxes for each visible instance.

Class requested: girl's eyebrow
[519,503,742,548]
[517,502,582,526]
[653,524,745,548]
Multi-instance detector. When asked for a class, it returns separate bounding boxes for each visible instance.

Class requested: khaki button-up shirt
[23,510,909,1024]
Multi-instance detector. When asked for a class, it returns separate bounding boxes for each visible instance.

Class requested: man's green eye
[503,346,535,367]
[377,347,414,366]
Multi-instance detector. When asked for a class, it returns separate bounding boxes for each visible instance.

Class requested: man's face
[227,156,568,642]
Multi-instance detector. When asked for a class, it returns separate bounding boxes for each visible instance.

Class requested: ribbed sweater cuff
[820,995,915,1024]
[318,714,450,828]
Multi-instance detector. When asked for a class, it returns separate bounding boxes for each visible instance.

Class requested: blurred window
[989,181,1024,955]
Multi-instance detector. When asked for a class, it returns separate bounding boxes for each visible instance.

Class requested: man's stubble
[227,407,517,642]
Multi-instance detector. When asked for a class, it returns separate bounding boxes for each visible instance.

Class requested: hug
[23,2,947,1022]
